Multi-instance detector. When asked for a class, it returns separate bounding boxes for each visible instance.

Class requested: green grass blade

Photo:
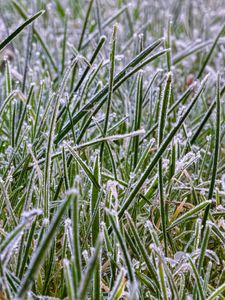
[100,24,117,161]
[54,39,165,143]
[198,223,211,273]
[197,23,225,78]
[66,144,100,190]
[0,9,44,53]
[64,259,76,300]
[168,200,211,230]
[70,189,82,291]
[77,0,94,50]
[12,1,57,71]
[188,256,205,300]
[202,74,221,231]
[207,282,225,300]
[107,212,136,288]
[158,259,168,300]
[126,213,159,286]
[78,234,103,300]
[117,75,208,221]
[132,71,143,169]
[158,72,172,255]
[91,155,101,300]
[43,58,77,218]
[15,84,34,145]
[17,194,72,297]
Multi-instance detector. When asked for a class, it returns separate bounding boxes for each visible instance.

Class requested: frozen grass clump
[0,0,225,299]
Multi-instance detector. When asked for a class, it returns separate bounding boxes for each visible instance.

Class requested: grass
[0,0,225,299]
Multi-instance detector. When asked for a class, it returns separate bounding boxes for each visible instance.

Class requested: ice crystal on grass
[0,0,225,299]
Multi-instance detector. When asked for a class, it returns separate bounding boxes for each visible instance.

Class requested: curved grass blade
[66,144,100,190]
[132,71,143,169]
[43,57,77,218]
[12,0,57,72]
[172,40,213,65]
[29,130,144,169]
[91,155,101,300]
[0,210,40,255]
[0,92,17,120]
[0,9,44,53]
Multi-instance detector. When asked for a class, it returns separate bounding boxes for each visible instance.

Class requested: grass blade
[117,75,208,221]
[188,256,205,300]
[78,235,103,300]
[17,193,72,297]
[107,211,137,291]
[100,24,117,161]
[202,74,221,231]
[66,144,100,189]
[207,282,225,300]
[158,72,172,255]
[197,23,225,78]
[0,9,44,53]
[43,58,77,218]
[91,155,101,300]
[12,1,57,71]
[132,71,144,169]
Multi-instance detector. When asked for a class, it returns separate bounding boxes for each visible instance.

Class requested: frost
[216,204,225,211]
[107,180,118,200]
[221,174,225,192]
[64,218,72,226]
[21,209,42,220]
[82,249,89,263]
[63,258,70,267]
[42,218,50,226]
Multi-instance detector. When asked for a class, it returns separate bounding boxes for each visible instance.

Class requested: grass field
[0,0,225,299]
